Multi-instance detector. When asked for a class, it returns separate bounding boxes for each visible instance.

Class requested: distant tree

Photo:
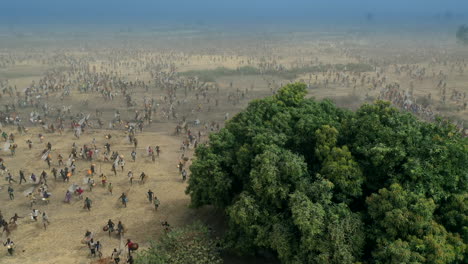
[456,25,468,44]
[186,83,468,263]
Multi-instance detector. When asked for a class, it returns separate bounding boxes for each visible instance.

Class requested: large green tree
[186,83,468,263]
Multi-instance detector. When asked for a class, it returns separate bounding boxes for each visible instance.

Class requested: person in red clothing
[76,187,84,199]
[125,239,137,255]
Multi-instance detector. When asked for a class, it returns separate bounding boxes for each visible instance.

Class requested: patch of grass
[436,104,458,112]
[0,72,33,79]
[178,63,374,82]
[416,96,432,108]
[179,66,260,82]
[0,65,51,79]
[335,63,374,72]
[331,94,364,109]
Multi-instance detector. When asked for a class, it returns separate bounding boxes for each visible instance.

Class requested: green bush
[136,223,222,264]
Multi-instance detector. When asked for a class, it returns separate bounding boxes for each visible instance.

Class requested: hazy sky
[1,0,467,25]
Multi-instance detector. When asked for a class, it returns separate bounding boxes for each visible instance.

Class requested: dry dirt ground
[0,125,206,264]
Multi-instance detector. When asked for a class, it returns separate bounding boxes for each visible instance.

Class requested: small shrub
[136,222,223,264]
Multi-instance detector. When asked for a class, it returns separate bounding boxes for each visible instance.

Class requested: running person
[154,196,160,211]
[3,238,14,255]
[84,197,92,211]
[42,212,50,230]
[107,219,115,236]
[119,193,128,208]
[147,190,153,203]
[111,248,121,264]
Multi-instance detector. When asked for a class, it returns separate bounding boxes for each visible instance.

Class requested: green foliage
[275,82,307,106]
[437,194,468,244]
[187,83,468,263]
[290,190,365,264]
[135,223,222,264]
[186,130,236,208]
[367,184,466,264]
[319,145,363,202]
[342,101,466,199]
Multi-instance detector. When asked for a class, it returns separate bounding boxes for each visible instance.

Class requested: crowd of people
[0,42,248,263]
[0,32,466,263]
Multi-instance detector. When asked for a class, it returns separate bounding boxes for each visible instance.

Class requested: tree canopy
[186,83,468,264]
